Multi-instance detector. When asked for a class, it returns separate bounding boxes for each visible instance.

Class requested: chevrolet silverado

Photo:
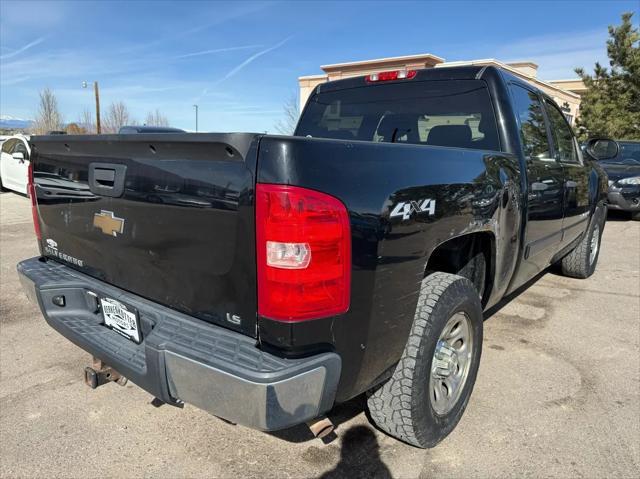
[18,65,608,448]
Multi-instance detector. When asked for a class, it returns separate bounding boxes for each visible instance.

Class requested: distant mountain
[0,115,34,130]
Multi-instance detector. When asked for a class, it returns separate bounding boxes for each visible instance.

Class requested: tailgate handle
[89,163,126,197]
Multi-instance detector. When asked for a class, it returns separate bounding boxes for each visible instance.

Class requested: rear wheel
[366,272,483,448]
[631,212,640,221]
[559,206,605,279]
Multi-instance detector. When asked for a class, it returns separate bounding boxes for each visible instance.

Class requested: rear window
[296,80,500,151]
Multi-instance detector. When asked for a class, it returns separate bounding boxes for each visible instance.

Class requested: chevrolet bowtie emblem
[93,210,125,237]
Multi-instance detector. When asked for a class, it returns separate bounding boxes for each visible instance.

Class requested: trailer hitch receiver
[84,357,128,389]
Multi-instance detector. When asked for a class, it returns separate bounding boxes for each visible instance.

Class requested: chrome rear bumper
[17,257,341,431]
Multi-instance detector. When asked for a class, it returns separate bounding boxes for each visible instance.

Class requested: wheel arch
[424,231,496,307]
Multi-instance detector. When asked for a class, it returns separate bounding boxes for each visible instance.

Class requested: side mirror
[11,152,25,161]
[585,138,618,161]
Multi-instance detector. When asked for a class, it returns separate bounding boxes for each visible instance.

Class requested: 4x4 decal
[390,198,436,220]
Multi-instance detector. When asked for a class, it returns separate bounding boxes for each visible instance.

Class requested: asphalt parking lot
[1,191,638,478]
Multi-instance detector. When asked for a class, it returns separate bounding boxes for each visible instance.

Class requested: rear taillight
[365,69,417,82]
[256,184,351,322]
[27,161,41,240]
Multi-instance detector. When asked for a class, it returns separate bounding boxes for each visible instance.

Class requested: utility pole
[83,81,101,134]
[94,81,101,134]
[193,104,198,132]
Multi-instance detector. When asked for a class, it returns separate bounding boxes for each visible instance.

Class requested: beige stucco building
[299,53,586,125]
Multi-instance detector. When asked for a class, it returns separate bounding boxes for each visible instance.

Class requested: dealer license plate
[100,297,141,343]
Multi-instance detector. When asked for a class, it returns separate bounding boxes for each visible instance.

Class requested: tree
[274,93,299,135]
[145,109,169,127]
[575,12,640,140]
[103,101,134,133]
[32,88,63,134]
[79,108,97,134]
[65,123,87,135]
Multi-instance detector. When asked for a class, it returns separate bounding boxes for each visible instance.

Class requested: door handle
[89,163,127,197]
[531,182,549,192]
[566,180,578,188]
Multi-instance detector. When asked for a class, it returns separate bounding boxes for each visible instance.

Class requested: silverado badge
[93,210,125,237]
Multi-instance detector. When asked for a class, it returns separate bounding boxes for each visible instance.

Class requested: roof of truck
[312,65,552,99]
[316,65,488,93]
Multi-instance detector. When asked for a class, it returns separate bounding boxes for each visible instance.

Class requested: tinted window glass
[296,80,500,151]
[618,142,640,162]
[1,139,17,154]
[545,100,578,163]
[510,85,551,161]
[13,141,28,157]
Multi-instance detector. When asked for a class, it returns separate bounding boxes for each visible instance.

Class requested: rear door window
[544,99,579,164]
[509,84,552,161]
[296,80,500,151]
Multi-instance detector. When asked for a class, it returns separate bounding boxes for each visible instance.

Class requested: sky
[0,0,637,132]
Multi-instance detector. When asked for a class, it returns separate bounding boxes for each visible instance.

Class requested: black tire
[0,175,7,192]
[559,206,605,279]
[366,272,483,448]
[631,211,640,221]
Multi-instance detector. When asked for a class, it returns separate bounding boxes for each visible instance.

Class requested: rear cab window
[296,80,500,151]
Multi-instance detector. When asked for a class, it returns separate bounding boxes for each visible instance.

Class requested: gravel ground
[1,192,638,478]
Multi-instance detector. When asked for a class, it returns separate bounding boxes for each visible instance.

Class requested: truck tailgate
[30,133,261,337]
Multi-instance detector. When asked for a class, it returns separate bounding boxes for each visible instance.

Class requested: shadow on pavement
[606,210,635,222]
[268,395,367,444]
[483,269,548,322]
[317,425,392,479]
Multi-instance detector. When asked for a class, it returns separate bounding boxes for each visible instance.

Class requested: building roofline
[298,74,328,81]
[505,60,539,68]
[547,78,585,83]
[320,53,445,71]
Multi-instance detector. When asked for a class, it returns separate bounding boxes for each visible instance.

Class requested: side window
[509,84,552,161]
[13,141,28,158]
[1,139,17,154]
[544,100,579,163]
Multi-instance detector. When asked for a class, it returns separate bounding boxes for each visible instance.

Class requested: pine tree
[575,12,639,140]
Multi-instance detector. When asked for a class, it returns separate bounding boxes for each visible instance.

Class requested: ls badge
[93,210,125,237]
[390,198,436,221]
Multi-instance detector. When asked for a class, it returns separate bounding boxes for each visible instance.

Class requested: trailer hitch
[84,357,128,389]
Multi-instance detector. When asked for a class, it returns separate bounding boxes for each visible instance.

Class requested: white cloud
[215,36,292,84]
[175,44,263,59]
[193,36,292,103]
[0,37,46,60]
[121,2,275,54]
[495,28,609,79]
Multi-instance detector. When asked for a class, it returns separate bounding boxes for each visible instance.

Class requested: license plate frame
[100,296,142,344]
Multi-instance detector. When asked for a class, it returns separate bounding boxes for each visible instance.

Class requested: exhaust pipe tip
[307,416,335,439]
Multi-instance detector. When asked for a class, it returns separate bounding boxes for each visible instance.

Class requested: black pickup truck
[18,65,608,448]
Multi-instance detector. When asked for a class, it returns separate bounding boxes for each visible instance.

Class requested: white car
[0,134,31,194]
